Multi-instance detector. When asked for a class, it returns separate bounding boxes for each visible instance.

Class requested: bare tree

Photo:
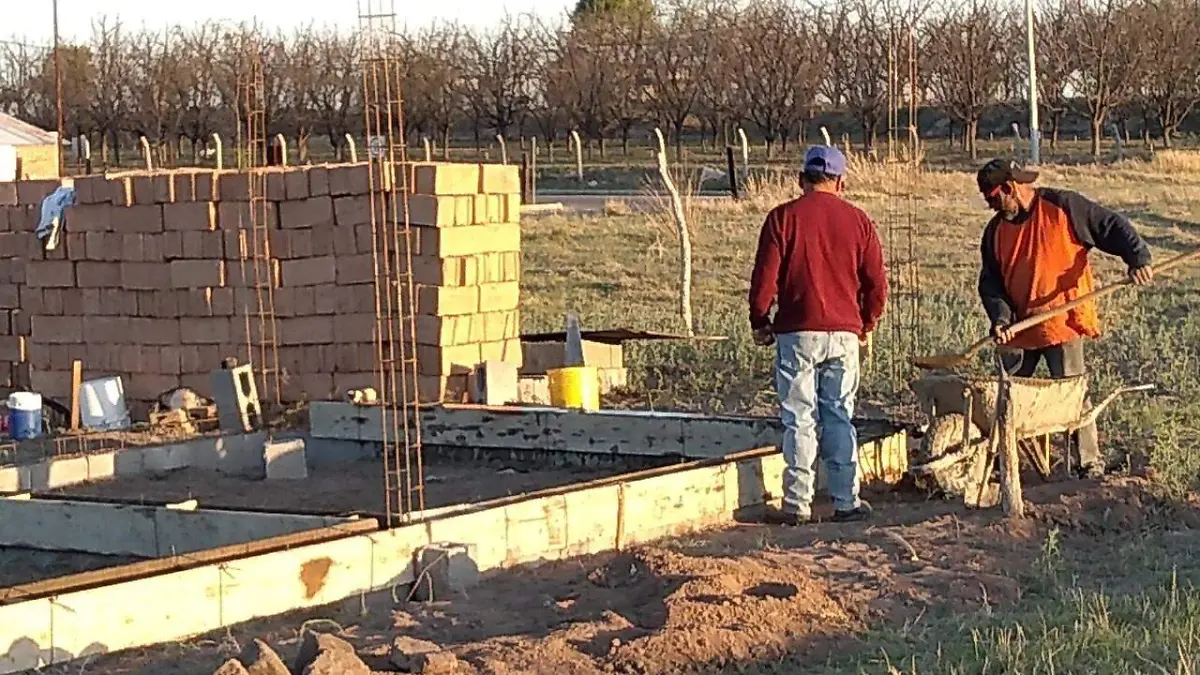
[128,29,181,162]
[1137,0,1200,146]
[644,0,712,160]
[462,14,541,140]
[923,0,1010,160]
[1030,0,1077,150]
[175,22,223,162]
[311,29,360,160]
[1065,0,1148,157]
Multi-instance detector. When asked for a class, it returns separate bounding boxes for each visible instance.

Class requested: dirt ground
[39,474,1186,675]
[46,457,627,515]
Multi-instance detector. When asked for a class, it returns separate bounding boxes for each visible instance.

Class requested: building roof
[0,112,57,146]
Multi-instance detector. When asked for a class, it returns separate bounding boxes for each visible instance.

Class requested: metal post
[52,0,64,178]
[725,146,739,200]
[1026,0,1040,165]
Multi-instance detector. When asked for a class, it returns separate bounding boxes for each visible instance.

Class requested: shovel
[911,246,1200,370]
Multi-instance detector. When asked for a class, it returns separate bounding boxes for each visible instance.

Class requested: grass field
[516,150,1200,673]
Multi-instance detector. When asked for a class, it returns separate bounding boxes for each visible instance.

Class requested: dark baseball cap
[803,145,846,177]
[977,158,1039,194]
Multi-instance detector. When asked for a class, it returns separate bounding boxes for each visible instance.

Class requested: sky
[7,0,574,45]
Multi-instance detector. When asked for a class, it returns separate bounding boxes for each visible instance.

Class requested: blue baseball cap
[803,145,846,177]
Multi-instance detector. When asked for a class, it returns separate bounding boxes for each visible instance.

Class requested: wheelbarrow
[906,372,1152,507]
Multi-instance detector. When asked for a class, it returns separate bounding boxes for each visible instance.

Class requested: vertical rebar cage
[358,0,426,526]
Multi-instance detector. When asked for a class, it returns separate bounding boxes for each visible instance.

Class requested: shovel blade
[911,352,971,370]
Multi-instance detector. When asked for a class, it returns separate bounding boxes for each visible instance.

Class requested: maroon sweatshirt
[748,191,888,336]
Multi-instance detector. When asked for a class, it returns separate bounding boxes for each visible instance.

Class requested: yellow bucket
[547,366,600,410]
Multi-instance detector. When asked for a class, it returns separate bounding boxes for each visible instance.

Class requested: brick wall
[0,161,522,413]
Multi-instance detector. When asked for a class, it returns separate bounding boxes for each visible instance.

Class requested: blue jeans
[775,331,862,516]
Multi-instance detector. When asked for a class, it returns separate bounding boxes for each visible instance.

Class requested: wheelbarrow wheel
[910,413,986,496]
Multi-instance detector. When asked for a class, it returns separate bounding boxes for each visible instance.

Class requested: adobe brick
[486,195,503,223]
[333,313,376,344]
[0,183,17,206]
[121,262,169,290]
[417,343,481,376]
[312,284,337,315]
[277,315,335,346]
[417,285,478,316]
[419,223,521,258]
[483,310,521,342]
[415,314,483,347]
[163,201,217,231]
[65,233,87,261]
[130,175,157,205]
[170,259,225,288]
[279,196,335,230]
[115,204,164,233]
[505,193,522,222]
[218,171,251,200]
[333,195,373,227]
[26,261,75,288]
[194,171,217,201]
[32,315,83,343]
[478,281,520,313]
[414,163,479,196]
[209,288,235,316]
[328,164,371,196]
[27,343,51,370]
[479,164,520,194]
[75,261,122,288]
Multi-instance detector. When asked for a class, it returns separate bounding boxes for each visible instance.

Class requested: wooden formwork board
[0,430,905,672]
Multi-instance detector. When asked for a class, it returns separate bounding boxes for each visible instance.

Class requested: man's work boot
[1078,462,1106,480]
[761,506,811,526]
[832,499,873,523]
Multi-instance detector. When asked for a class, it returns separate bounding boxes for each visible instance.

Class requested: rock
[212,659,250,675]
[294,631,368,675]
[239,639,290,675]
[420,651,459,673]
[389,636,443,671]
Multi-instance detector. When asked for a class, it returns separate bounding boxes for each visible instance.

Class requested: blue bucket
[8,392,42,441]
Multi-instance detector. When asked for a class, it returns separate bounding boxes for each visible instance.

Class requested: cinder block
[31,315,83,344]
[194,171,218,201]
[73,175,111,205]
[69,204,113,232]
[0,183,15,206]
[210,363,262,432]
[163,201,217,231]
[264,169,287,201]
[121,262,170,290]
[470,360,518,405]
[331,313,376,344]
[75,261,121,288]
[107,176,133,206]
[16,179,59,206]
[227,259,281,288]
[335,254,375,285]
[411,543,479,601]
[417,374,471,404]
[116,205,165,233]
[328,164,371,196]
[479,164,521,194]
[277,316,335,346]
[417,285,478,316]
[483,310,521,343]
[218,172,251,200]
[153,173,176,203]
[171,172,197,202]
[333,195,372,227]
[281,256,336,287]
[180,317,231,344]
[417,223,521,258]
[333,284,377,314]
[180,231,225,259]
[261,437,309,479]
[170,260,225,288]
[478,281,520,313]
[279,196,334,229]
[417,343,481,376]
[130,175,157,205]
[308,166,331,196]
[406,194,457,227]
[217,201,279,230]
[415,314,481,347]
[504,193,521,222]
[414,163,480,196]
[284,168,310,200]
[25,261,75,288]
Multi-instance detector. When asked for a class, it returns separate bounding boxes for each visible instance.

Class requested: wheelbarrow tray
[910,372,1088,438]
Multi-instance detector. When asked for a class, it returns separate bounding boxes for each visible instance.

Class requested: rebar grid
[235,45,283,408]
[883,25,924,417]
[358,0,425,527]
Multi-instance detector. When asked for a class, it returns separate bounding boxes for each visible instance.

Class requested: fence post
[725,146,739,200]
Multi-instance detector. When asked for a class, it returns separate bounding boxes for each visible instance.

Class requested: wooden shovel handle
[971,246,1200,356]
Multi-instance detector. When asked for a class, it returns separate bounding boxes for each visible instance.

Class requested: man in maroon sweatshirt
[748,145,888,525]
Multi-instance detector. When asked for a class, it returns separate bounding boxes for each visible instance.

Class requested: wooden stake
[653,128,694,337]
[996,360,1024,518]
[69,359,82,431]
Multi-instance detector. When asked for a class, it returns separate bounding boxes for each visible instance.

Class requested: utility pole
[1025,0,1040,165]
[52,0,65,177]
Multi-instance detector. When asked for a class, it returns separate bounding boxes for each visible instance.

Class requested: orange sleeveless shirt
[992,197,1102,350]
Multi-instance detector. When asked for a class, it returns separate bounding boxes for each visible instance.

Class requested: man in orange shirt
[976,159,1153,478]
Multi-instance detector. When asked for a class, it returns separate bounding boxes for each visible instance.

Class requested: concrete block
[414,163,479,196]
[518,376,551,405]
[410,543,479,601]
[211,364,263,433]
[470,360,519,405]
[142,442,193,473]
[264,438,308,480]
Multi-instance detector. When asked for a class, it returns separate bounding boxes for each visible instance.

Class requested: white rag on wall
[36,185,75,252]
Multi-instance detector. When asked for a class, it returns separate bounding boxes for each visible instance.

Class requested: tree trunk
[1090,116,1104,158]
[967,119,979,161]
[1050,114,1062,150]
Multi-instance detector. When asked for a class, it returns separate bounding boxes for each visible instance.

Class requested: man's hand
[859,333,873,365]
[1129,265,1154,286]
[992,323,1014,345]
[752,327,775,347]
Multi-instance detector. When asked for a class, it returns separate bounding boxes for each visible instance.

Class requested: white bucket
[80,376,131,430]
[7,391,41,412]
